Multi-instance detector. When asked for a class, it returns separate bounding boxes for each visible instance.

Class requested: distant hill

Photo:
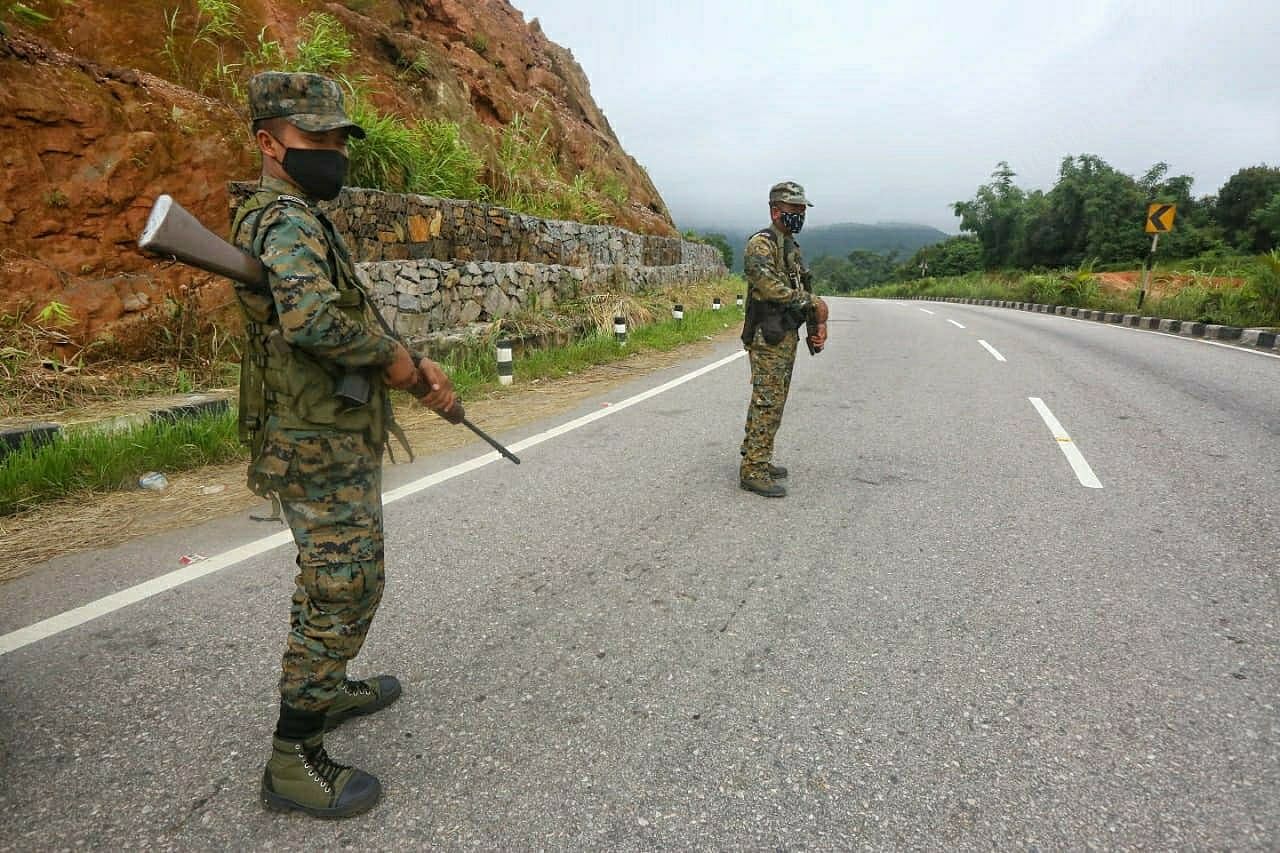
[799,222,950,260]
[685,222,950,271]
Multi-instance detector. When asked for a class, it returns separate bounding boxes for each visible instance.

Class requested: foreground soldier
[230,72,456,818]
[739,181,828,498]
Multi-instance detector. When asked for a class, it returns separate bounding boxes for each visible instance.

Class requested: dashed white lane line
[0,350,749,657]
[1029,397,1102,489]
[919,308,936,315]
[947,319,966,329]
[978,340,1007,362]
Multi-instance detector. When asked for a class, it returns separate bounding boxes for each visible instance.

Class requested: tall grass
[490,112,613,223]
[161,0,243,88]
[345,91,486,200]
[290,12,353,72]
[0,410,243,516]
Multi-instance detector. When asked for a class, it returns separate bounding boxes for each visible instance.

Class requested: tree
[904,236,983,278]
[953,161,1027,268]
[1218,166,1280,252]
[810,250,899,294]
[1041,154,1148,265]
[1250,192,1280,252]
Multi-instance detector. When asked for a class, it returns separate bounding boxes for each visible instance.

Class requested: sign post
[1138,203,1176,309]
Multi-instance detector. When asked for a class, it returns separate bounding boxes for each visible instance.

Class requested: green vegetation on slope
[151,1,629,219]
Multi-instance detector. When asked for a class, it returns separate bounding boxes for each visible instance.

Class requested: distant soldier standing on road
[230,72,457,818]
[739,181,828,498]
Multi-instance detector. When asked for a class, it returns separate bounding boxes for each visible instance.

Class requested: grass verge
[0,280,746,517]
[432,297,744,397]
[0,410,243,516]
[858,258,1280,329]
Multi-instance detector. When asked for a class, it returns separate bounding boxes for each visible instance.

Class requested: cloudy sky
[516,0,1279,233]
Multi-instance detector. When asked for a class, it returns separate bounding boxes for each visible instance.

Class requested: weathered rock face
[0,0,677,343]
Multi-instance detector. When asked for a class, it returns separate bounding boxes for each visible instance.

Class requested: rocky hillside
[0,0,676,343]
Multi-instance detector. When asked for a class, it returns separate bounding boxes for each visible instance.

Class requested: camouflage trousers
[740,328,798,480]
[252,427,385,713]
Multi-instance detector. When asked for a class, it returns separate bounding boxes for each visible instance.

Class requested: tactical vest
[741,226,809,346]
[230,190,389,463]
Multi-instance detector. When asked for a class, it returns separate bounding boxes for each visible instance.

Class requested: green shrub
[1248,251,1280,324]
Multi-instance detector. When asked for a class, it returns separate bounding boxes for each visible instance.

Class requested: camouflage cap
[768,181,813,207]
[247,72,365,139]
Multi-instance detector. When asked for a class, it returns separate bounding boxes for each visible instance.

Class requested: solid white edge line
[919,308,936,315]
[978,340,1007,362]
[0,350,749,657]
[947,319,966,329]
[1029,397,1103,489]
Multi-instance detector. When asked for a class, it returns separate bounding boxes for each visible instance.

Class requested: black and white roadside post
[735,294,744,308]
[712,297,722,312]
[496,338,513,386]
[672,303,684,326]
[614,315,627,345]
[1139,203,1176,309]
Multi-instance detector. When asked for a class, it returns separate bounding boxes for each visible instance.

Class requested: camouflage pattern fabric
[230,168,396,715]
[253,428,385,711]
[741,329,799,479]
[234,176,396,370]
[767,180,813,207]
[740,221,809,480]
[743,224,811,306]
[248,71,366,138]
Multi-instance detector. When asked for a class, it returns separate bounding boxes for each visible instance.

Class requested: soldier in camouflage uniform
[231,72,457,818]
[739,181,828,498]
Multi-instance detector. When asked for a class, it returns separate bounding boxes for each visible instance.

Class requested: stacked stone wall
[229,183,724,342]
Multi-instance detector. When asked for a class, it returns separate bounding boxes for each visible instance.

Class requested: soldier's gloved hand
[384,343,419,390]
[416,357,458,420]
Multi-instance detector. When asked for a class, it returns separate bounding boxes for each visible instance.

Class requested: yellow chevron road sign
[1146,203,1176,233]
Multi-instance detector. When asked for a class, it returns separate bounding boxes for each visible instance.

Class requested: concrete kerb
[0,393,232,462]
[1203,324,1243,341]
[924,294,1278,352]
[1241,328,1278,348]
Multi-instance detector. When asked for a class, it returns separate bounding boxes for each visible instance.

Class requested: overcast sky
[516,0,1280,233]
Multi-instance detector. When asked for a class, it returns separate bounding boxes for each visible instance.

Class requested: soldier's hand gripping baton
[137,194,520,463]
[404,382,520,465]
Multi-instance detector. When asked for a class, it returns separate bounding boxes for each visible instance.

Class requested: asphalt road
[1,298,1277,850]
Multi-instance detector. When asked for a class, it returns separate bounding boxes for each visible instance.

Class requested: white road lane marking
[0,350,749,657]
[978,340,1007,362]
[1029,397,1102,489]
[919,308,936,315]
[947,319,966,329]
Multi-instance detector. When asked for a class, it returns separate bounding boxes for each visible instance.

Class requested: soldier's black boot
[261,733,382,818]
[325,675,402,731]
[740,475,786,498]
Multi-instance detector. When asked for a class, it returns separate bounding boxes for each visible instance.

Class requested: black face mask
[780,211,805,234]
[281,147,348,201]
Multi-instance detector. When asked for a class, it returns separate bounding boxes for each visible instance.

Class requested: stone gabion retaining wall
[228,183,724,342]
[357,259,719,340]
